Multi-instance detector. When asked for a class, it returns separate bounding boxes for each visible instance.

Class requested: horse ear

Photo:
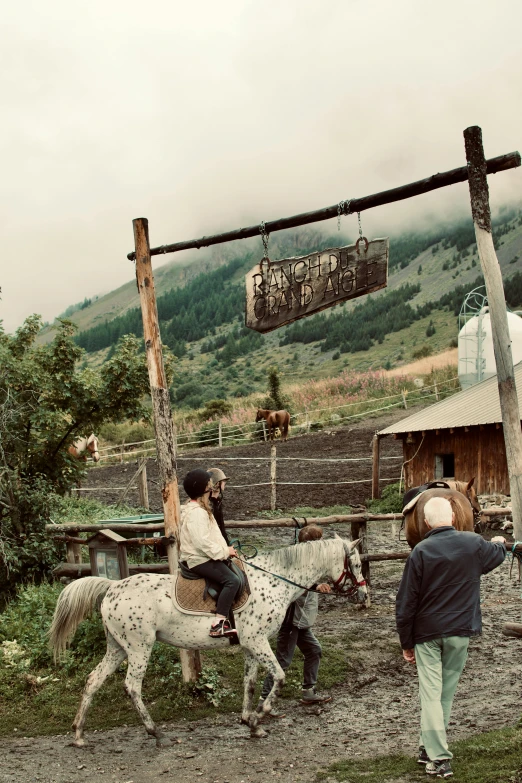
[349,538,361,550]
[466,477,475,490]
[333,532,341,539]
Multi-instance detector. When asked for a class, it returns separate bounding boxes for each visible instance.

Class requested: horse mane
[261,537,342,573]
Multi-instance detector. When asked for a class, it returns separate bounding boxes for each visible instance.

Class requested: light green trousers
[415,636,469,761]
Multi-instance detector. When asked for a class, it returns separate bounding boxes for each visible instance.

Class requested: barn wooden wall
[399,425,509,495]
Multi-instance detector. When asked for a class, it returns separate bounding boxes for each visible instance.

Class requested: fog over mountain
[1,0,521,332]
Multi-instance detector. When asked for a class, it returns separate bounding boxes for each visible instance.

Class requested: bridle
[332,553,367,597]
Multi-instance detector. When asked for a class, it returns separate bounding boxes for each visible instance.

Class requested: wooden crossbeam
[127,151,520,260]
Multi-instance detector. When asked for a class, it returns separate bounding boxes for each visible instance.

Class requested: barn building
[375,362,522,495]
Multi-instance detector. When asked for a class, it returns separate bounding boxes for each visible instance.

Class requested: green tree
[265,366,290,411]
[0,316,173,593]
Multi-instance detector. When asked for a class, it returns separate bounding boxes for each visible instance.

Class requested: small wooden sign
[245,238,389,333]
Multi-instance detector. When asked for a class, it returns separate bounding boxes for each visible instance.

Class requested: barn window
[435,453,455,479]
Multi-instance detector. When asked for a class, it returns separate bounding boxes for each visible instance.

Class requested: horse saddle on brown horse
[402,481,450,513]
[173,559,251,616]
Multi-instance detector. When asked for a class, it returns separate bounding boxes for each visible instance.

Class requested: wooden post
[270,444,277,511]
[464,127,522,541]
[434,382,439,401]
[218,422,222,448]
[120,441,125,463]
[305,409,310,432]
[401,391,407,409]
[263,422,267,442]
[138,459,149,510]
[133,217,202,683]
[66,541,82,565]
[371,434,380,500]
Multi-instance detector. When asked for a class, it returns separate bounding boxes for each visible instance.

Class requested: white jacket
[179,501,229,568]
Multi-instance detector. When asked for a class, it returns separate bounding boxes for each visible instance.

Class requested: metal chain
[259,221,270,263]
[357,211,364,240]
[337,199,352,231]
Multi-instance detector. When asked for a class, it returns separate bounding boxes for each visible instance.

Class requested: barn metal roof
[378,361,522,435]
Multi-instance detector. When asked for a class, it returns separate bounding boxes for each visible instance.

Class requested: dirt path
[2,520,521,783]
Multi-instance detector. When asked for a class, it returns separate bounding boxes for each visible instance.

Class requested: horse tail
[49,577,112,661]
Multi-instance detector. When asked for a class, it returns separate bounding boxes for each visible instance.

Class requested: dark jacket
[210,496,230,546]
[396,527,506,649]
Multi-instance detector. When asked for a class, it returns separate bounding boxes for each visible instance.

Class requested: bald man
[396,496,506,778]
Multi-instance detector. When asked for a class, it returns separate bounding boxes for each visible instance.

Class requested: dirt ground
[2,519,522,783]
[2,409,521,783]
[77,408,412,516]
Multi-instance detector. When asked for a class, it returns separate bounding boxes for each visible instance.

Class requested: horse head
[255,409,264,422]
[86,434,100,463]
[332,534,368,605]
[464,477,481,515]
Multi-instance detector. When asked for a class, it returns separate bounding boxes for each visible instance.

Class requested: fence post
[120,440,125,463]
[263,422,267,442]
[434,382,439,401]
[401,390,407,409]
[66,540,82,565]
[138,459,149,510]
[218,422,223,448]
[305,409,310,432]
[270,444,277,511]
[371,434,380,500]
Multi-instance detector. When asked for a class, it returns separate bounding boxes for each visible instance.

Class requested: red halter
[332,554,367,596]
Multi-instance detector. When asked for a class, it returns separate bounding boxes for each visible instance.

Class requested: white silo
[458,294,522,389]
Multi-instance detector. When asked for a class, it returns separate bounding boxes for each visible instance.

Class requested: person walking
[179,469,240,638]
[258,524,332,710]
[207,467,230,545]
[396,496,506,778]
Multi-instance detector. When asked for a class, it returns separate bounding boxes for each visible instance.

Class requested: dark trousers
[189,559,241,618]
[261,624,322,699]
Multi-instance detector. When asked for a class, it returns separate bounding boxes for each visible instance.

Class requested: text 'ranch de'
[245,238,389,333]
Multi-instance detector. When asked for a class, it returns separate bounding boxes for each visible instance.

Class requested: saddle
[174,559,251,616]
[402,481,450,513]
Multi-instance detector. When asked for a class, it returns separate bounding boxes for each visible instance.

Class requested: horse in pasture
[68,434,100,463]
[255,408,290,441]
[49,536,367,746]
[404,478,481,549]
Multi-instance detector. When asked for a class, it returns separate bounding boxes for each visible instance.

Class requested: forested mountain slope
[40,207,522,409]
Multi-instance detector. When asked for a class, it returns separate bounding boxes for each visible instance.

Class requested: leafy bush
[412,344,433,359]
[366,482,403,513]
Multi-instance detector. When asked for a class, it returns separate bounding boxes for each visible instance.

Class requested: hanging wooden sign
[245,237,389,333]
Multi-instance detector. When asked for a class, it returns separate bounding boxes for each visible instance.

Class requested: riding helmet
[183,469,212,499]
[207,467,229,486]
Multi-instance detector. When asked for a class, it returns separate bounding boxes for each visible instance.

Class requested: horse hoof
[240,716,250,726]
[72,738,87,748]
[250,727,268,739]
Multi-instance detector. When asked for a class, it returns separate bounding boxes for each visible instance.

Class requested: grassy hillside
[38,206,522,408]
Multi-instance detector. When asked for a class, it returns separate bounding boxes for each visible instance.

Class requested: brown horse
[255,409,290,441]
[404,478,481,549]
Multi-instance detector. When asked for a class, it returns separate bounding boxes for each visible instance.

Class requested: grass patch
[318,725,522,783]
[259,505,354,519]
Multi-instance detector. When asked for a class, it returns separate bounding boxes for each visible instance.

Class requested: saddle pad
[173,559,252,616]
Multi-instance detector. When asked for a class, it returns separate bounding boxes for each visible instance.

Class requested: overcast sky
[2,0,521,333]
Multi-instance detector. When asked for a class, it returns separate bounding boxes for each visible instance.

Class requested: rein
[237,548,365,597]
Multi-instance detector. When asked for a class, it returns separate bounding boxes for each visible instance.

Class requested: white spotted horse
[49,535,367,746]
